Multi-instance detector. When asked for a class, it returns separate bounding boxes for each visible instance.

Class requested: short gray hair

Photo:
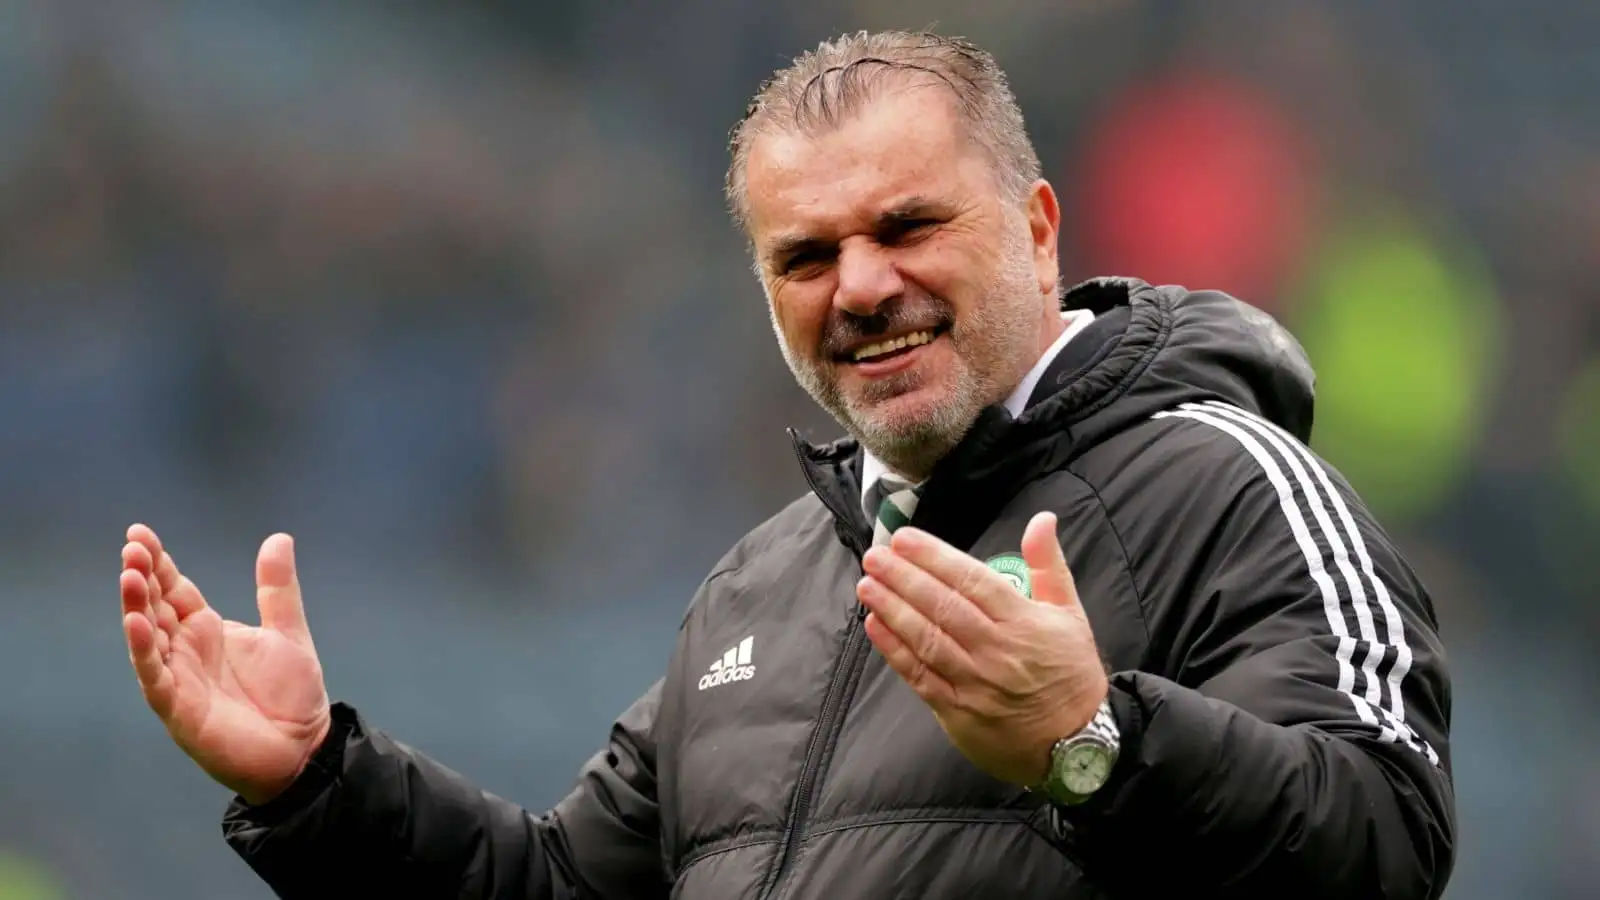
[724,30,1042,234]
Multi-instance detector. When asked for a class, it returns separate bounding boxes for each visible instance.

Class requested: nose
[833,237,904,317]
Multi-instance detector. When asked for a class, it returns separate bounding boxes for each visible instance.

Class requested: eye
[781,248,835,277]
[880,218,938,245]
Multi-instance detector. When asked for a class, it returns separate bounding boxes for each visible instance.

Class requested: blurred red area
[1073,72,1318,312]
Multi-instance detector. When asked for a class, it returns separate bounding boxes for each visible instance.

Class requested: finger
[120,566,151,619]
[147,569,174,659]
[861,546,998,649]
[125,542,176,634]
[124,529,181,639]
[155,553,207,620]
[123,538,155,578]
[124,610,176,720]
[128,525,209,620]
[119,555,170,658]
[127,523,165,571]
[256,533,311,639]
[857,575,977,683]
[1020,512,1080,609]
[887,527,1028,621]
[121,552,179,712]
[131,525,178,595]
[121,547,153,610]
[863,610,957,707]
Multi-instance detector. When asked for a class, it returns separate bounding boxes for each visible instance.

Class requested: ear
[1024,179,1061,299]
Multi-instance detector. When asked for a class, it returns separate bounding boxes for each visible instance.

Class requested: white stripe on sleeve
[1195,401,1438,765]
[1152,404,1438,765]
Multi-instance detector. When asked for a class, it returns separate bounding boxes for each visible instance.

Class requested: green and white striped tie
[868,475,922,547]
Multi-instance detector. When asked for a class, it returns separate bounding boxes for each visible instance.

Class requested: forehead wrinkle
[753,123,964,235]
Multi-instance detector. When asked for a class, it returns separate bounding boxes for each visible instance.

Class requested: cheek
[900,243,978,308]
[772,285,831,352]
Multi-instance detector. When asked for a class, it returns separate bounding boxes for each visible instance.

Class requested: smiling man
[748,79,1066,482]
[120,30,1456,899]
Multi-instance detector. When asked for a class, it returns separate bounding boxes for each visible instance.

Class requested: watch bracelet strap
[1076,697,1120,746]
[1050,697,1120,761]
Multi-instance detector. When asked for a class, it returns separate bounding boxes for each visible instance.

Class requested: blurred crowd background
[1,0,1596,897]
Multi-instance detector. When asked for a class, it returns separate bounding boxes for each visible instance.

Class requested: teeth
[853,330,935,362]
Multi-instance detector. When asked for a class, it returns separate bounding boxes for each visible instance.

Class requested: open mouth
[842,325,949,365]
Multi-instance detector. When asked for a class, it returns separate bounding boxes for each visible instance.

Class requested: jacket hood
[790,276,1318,552]
[1027,276,1316,449]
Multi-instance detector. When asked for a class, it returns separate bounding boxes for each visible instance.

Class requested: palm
[121,525,331,805]
[168,615,328,790]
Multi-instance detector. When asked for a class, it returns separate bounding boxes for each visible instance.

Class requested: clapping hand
[120,524,332,805]
[856,512,1108,787]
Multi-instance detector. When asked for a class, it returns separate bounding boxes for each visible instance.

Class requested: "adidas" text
[698,665,755,690]
[698,636,756,691]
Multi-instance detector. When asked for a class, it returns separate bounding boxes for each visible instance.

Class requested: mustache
[818,298,954,358]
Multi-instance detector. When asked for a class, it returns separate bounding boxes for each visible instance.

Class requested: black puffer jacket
[223,278,1456,899]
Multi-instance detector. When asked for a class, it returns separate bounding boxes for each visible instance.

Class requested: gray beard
[774,243,1045,482]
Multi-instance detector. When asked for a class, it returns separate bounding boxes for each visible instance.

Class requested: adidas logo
[697,636,756,691]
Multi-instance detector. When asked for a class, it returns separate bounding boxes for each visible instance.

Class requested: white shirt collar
[860,308,1095,504]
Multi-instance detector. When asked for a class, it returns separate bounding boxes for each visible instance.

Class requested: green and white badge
[985,553,1032,599]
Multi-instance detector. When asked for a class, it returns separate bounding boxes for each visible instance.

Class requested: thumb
[1020,512,1079,609]
[256,533,311,639]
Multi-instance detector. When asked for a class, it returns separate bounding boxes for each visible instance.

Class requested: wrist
[237,706,339,808]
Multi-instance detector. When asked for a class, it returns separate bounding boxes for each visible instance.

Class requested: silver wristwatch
[1040,697,1120,806]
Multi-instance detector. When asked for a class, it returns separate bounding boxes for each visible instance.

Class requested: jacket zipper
[756,460,874,900]
[757,613,871,900]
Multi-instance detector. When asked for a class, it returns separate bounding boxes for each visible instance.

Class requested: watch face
[1058,743,1112,795]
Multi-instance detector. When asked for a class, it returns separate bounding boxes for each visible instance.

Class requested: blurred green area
[1289,202,1503,524]
[0,852,63,900]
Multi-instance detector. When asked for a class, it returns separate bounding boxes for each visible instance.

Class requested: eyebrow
[765,196,948,262]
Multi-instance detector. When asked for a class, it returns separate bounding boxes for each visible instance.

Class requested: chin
[851,377,938,420]
[849,386,973,453]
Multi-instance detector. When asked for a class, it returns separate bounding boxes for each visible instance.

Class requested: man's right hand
[120,524,333,806]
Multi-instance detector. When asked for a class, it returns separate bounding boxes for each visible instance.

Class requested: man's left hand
[857,511,1108,787]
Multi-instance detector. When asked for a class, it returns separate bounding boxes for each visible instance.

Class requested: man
[118,30,1456,899]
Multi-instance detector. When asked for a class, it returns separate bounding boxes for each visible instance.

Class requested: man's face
[743,83,1061,477]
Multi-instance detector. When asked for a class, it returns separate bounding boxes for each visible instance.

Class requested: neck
[874,430,962,485]
[993,298,1068,415]
[1035,298,1067,356]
